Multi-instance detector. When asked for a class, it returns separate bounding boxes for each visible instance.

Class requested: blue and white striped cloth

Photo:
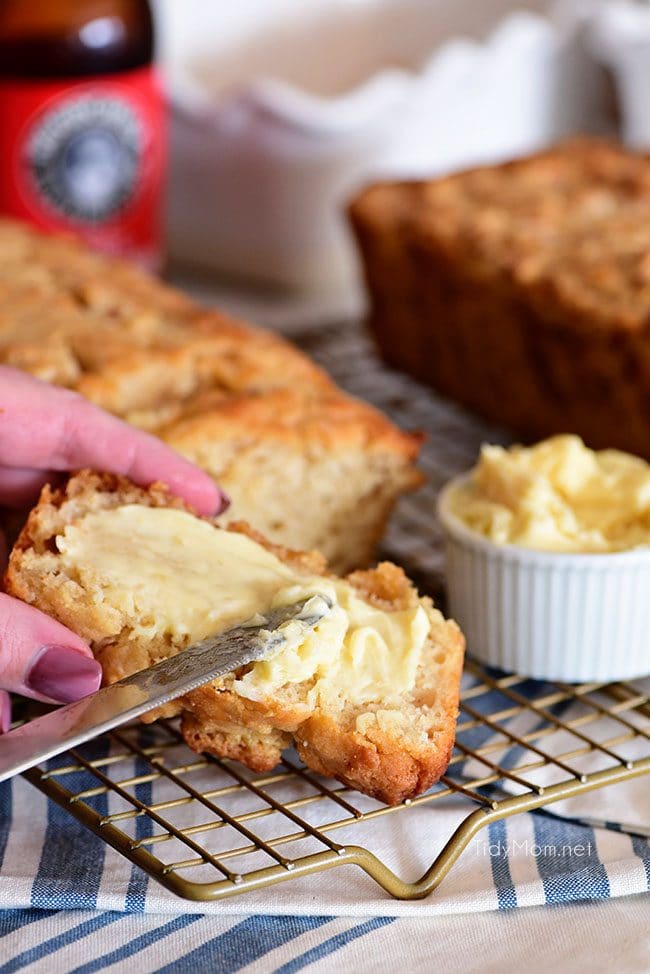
[2,770,647,917]
[0,681,648,971]
[2,894,647,973]
[0,700,648,918]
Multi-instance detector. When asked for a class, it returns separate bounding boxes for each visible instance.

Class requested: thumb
[0,690,10,733]
[0,594,102,704]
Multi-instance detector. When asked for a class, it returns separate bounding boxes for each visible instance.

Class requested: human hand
[0,367,229,730]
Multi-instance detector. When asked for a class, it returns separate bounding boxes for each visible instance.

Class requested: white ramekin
[437,475,650,683]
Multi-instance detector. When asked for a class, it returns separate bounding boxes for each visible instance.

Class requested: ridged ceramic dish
[589,0,650,148]
[438,475,650,682]
[162,1,606,292]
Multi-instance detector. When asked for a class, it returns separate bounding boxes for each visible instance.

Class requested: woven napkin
[0,676,647,917]
[460,675,650,831]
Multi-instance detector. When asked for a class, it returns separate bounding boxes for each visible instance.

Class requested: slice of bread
[5,471,464,804]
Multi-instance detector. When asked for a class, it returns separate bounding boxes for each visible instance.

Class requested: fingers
[0,367,228,516]
[0,690,9,733]
[0,593,102,704]
[0,466,55,508]
[75,414,229,515]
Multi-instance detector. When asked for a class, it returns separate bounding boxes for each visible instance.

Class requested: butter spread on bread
[55,504,430,707]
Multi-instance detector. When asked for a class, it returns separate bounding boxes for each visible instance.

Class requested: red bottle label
[0,66,166,269]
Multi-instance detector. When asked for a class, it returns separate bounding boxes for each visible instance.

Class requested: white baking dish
[160,0,606,292]
[589,0,650,148]
[438,475,650,683]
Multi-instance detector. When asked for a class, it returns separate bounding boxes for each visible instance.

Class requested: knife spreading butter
[55,505,430,706]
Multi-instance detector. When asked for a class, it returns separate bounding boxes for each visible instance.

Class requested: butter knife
[0,594,332,783]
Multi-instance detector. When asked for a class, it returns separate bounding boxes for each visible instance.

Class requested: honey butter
[55,505,430,705]
[448,435,650,553]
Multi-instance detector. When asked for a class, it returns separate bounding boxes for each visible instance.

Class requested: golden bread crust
[6,471,464,805]
[350,138,650,458]
[0,218,421,570]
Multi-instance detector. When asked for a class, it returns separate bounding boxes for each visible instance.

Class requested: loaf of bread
[0,219,422,572]
[6,471,464,804]
[349,138,650,460]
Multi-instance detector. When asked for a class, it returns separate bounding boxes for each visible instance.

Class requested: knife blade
[0,593,332,783]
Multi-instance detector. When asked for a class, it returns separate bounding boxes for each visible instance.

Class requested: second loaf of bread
[350,138,650,460]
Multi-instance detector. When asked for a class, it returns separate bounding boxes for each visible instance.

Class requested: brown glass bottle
[0,0,165,268]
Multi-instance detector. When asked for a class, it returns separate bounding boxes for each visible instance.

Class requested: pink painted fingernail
[0,695,10,734]
[26,646,102,703]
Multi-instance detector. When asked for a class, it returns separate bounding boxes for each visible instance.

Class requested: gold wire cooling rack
[17,320,650,901]
[20,663,650,903]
